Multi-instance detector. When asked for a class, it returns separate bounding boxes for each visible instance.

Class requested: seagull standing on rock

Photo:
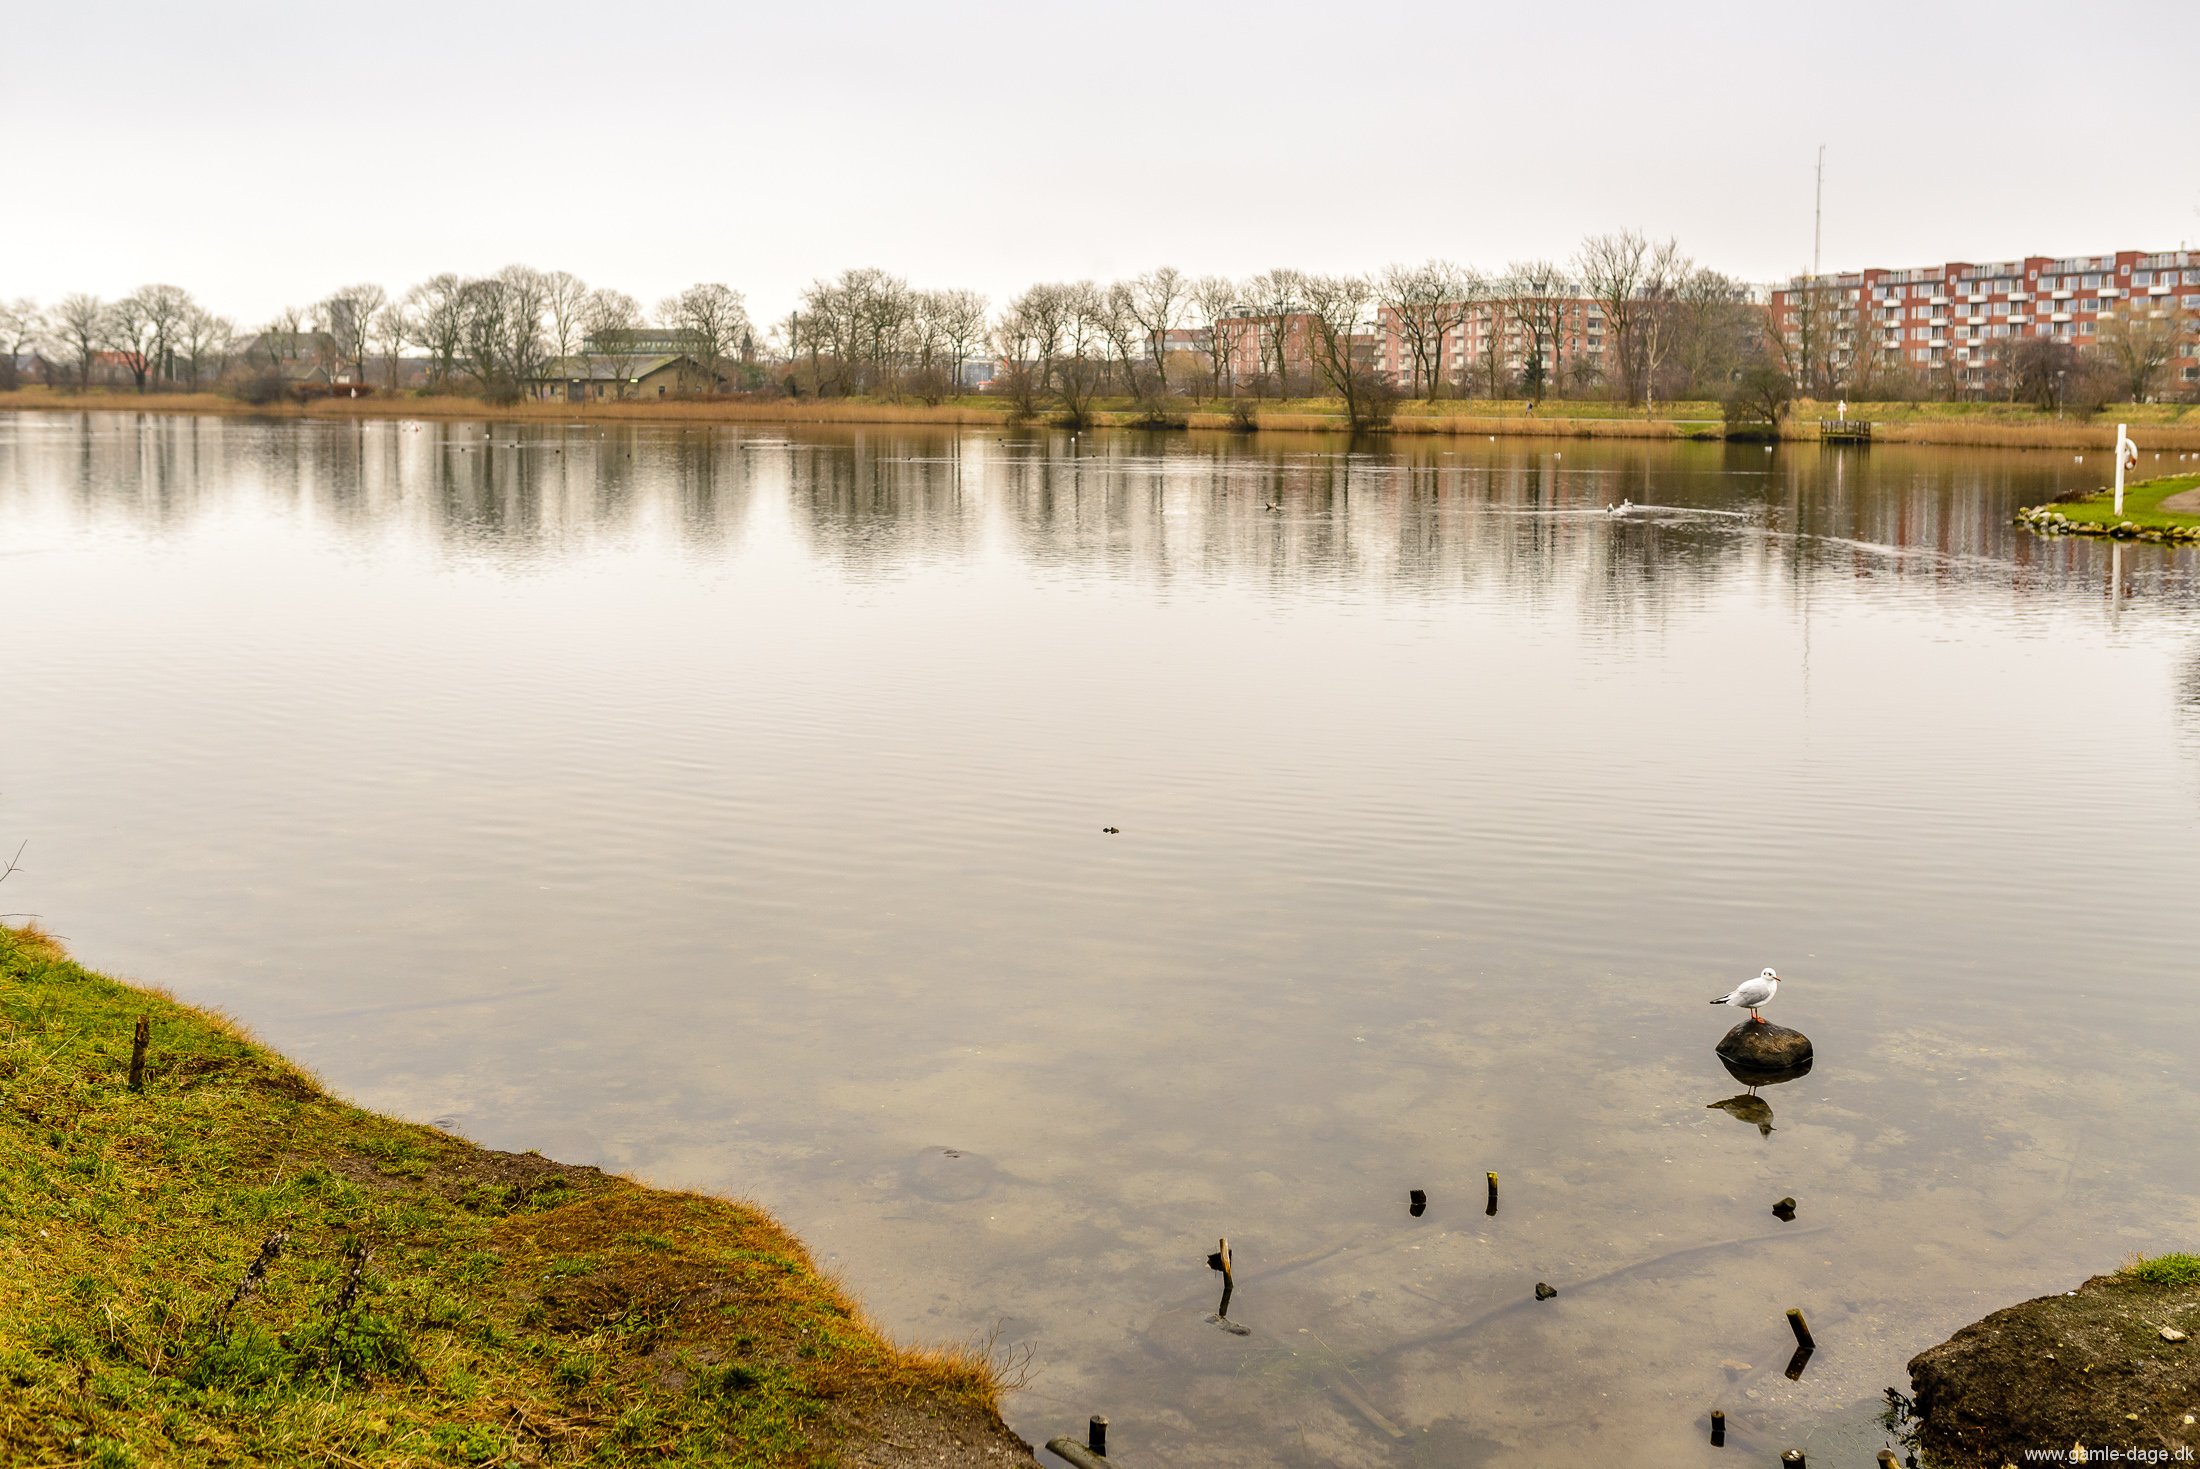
[1710,968,1782,1023]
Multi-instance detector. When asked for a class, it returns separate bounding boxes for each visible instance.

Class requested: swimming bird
[1710,967,1781,1023]
[1608,498,1633,515]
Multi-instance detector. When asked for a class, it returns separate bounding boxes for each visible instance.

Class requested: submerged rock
[1907,1270,2200,1467]
[1715,1020,1813,1074]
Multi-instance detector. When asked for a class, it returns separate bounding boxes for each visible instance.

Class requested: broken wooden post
[1044,1437,1107,1468]
[1088,1415,1107,1456]
[128,1016,149,1092]
[1780,1452,1805,1468]
[1786,1308,1815,1351]
[1485,1171,1499,1216]
[1709,1408,1725,1446]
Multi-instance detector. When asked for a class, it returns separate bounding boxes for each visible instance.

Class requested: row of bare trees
[2,269,754,402]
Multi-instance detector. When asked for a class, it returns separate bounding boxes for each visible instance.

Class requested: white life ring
[2119,439,2140,471]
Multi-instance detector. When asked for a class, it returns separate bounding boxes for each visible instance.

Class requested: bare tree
[0,298,41,389]
[1575,232,1648,402]
[1501,260,1568,400]
[1049,282,1109,426]
[405,275,467,389]
[936,289,989,395]
[371,300,409,389]
[1672,267,1759,398]
[1775,274,1844,399]
[541,270,589,364]
[1376,259,1470,400]
[50,294,104,389]
[1099,281,1152,404]
[103,292,160,391]
[2096,304,2187,402]
[321,283,386,383]
[1191,275,1240,400]
[1127,267,1188,392]
[991,293,1048,419]
[1301,273,1390,429]
[99,285,194,390]
[496,265,553,387]
[658,282,750,389]
[178,305,234,388]
[1245,268,1305,395]
[581,287,642,392]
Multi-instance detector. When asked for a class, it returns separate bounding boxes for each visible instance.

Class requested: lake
[6,411,2198,1465]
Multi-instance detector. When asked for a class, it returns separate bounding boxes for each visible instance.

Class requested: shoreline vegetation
[2017,473,2200,541]
[7,386,2200,450]
[0,924,1033,1467]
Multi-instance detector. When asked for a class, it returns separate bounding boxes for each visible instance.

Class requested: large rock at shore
[1908,1271,2200,1467]
[1714,1020,1812,1073]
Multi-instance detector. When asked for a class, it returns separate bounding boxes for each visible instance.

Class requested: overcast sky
[14,0,2199,329]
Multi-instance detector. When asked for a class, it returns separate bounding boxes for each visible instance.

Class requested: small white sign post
[2114,425,2139,516]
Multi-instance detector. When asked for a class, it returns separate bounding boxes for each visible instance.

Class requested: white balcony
[2050,312,2072,323]
[2009,292,2031,303]
[2052,290,2074,300]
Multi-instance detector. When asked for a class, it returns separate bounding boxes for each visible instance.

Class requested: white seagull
[1710,967,1782,1023]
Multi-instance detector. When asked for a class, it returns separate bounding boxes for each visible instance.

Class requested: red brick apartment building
[1772,249,2200,394]
[1215,296,1609,395]
[1374,296,1608,395]
[1212,312,1378,390]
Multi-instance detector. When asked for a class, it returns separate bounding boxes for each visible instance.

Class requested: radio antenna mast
[1813,144,1826,282]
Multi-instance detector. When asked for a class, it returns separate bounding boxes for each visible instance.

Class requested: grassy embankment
[2016,473,2200,540]
[0,925,1025,1467]
[6,384,2200,448]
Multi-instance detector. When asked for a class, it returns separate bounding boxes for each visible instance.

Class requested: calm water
[7,412,2200,1465]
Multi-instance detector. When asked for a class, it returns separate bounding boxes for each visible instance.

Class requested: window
[2135,271,2153,286]
[2082,273,2103,288]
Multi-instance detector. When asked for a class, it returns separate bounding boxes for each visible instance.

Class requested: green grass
[0,925,1009,1466]
[2036,473,2200,530]
[2126,1253,2200,1288]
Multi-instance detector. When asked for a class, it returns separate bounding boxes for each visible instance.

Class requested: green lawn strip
[2029,474,2200,530]
[0,926,1004,1466]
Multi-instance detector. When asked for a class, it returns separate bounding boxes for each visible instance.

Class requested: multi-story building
[1375,293,1609,396]
[1772,249,2200,394]
[1212,310,1377,392]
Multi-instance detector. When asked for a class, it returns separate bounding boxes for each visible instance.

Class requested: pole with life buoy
[2114,425,2139,516]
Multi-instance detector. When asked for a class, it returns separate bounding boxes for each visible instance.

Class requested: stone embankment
[2015,503,2200,543]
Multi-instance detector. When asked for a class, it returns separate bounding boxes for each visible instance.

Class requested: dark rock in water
[1772,1196,1797,1221]
[1908,1270,2200,1468]
[1716,1020,1813,1074]
[1534,1282,1557,1300]
[1718,1050,1813,1087]
[1408,1188,1427,1217]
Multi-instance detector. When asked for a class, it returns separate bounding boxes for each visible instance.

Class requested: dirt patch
[2161,487,2200,515]
[836,1397,1040,1466]
[1908,1271,2200,1466]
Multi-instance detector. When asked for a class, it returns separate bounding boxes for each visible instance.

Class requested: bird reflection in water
[1707,1089,1778,1136]
[1706,1053,1813,1137]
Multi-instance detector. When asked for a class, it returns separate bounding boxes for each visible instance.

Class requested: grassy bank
[2018,473,2200,538]
[6,384,2199,448]
[0,925,1028,1467]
